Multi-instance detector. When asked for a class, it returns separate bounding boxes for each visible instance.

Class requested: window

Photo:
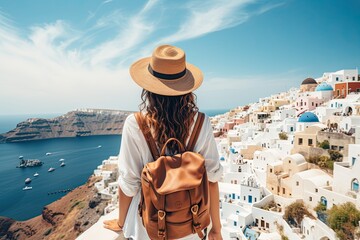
[309,196,312,201]
[296,181,299,186]
[352,157,357,166]
[290,127,294,132]
[312,102,314,106]
[353,77,355,81]
[315,188,318,193]
[266,223,269,228]
[282,188,285,194]
[234,221,237,226]
[270,168,273,173]
[336,77,339,81]
[244,196,246,201]
[299,138,303,145]
[308,139,313,146]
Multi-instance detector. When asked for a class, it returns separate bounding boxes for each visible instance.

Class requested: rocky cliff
[0,175,109,240]
[0,109,133,143]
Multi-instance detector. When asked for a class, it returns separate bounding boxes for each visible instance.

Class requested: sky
[0,0,359,115]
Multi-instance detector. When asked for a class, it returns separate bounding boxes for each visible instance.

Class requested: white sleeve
[117,114,143,197]
[195,115,223,182]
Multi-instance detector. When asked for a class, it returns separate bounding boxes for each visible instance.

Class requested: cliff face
[1,175,109,240]
[0,109,133,143]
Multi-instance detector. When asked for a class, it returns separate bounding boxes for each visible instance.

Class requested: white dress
[117,113,223,240]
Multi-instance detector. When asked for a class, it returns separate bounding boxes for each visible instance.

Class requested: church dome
[315,83,333,91]
[298,112,319,122]
[301,78,317,85]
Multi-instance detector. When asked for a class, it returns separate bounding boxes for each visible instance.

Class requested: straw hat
[130,45,203,96]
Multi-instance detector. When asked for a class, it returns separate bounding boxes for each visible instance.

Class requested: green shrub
[327,202,360,240]
[44,228,52,236]
[314,202,327,212]
[279,132,288,140]
[284,202,313,228]
[328,150,343,162]
[318,140,330,149]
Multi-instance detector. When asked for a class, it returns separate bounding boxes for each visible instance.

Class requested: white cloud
[156,0,285,44]
[0,0,284,115]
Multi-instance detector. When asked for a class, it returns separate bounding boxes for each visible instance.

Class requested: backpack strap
[135,112,160,160]
[186,112,205,151]
[189,189,205,239]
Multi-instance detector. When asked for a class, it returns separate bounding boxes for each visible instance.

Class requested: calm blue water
[0,135,121,220]
[0,109,227,220]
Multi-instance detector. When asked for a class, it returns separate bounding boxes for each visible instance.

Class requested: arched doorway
[351,178,359,192]
[320,196,327,207]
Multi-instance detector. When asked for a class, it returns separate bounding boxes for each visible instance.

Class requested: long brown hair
[139,89,198,148]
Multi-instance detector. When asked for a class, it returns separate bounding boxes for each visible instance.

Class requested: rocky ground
[0,175,110,240]
[0,109,133,143]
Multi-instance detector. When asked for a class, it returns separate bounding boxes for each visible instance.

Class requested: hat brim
[130,57,203,96]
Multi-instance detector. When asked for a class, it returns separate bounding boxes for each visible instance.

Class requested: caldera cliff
[0,109,133,143]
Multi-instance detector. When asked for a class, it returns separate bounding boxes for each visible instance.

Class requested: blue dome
[220,156,225,161]
[298,112,319,123]
[230,148,237,154]
[315,83,333,91]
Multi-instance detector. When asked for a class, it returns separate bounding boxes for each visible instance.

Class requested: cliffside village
[78,69,360,240]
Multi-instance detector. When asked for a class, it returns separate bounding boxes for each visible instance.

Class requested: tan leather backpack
[135,112,210,240]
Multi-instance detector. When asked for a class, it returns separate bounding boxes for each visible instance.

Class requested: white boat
[46,152,52,156]
[34,172,39,177]
[48,167,55,172]
[25,178,31,184]
[60,162,65,167]
[59,158,65,162]
[23,186,32,191]
[19,156,24,159]
[97,145,102,148]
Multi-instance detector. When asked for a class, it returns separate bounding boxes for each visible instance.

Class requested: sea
[0,109,228,221]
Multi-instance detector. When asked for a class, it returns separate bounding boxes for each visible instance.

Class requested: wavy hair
[139,89,198,150]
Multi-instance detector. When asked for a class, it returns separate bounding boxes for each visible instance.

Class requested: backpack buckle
[158,229,165,237]
[158,210,166,220]
[191,205,199,215]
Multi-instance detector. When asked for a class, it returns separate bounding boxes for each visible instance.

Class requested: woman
[103,45,223,240]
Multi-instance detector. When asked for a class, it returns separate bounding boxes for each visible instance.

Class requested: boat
[19,156,24,160]
[97,145,102,148]
[60,162,65,167]
[46,152,52,156]
[25,178,31,184]
[16,159,43,168]
[59,158,65,162]
[23,186,32,191]
[48,167,55,172]
[34,172,39,177]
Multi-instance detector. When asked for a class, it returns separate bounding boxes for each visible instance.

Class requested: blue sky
[0,0,359,115]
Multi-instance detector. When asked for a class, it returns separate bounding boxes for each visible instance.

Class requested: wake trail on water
[45,146,101,156]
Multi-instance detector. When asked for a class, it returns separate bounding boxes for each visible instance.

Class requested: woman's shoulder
[123,113,140,131]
